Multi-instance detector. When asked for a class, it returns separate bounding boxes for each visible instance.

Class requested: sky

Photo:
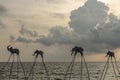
[0,0,120,62]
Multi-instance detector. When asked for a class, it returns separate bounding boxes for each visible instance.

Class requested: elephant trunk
[7,45,11,50]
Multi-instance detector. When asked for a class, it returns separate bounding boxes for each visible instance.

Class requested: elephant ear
[82,48,84,51]
[41,51,44,54]
[79,47,84,52]
[7,45,11,48]
[34,50,37,53]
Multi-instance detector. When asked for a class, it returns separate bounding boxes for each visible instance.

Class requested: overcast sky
[0,0,120,62]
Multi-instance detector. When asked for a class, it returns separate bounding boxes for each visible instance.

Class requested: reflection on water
[0,62,120,80]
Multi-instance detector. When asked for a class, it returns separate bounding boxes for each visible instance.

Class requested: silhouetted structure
[64,46,90,80]
[71,46,84,56]
[27,49,50,80]
[33,50,43,58]
[0,45,26,80]
[99,51,120,80]
[7,45,19,55]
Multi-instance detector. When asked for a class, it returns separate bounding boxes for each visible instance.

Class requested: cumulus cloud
[9,25,40,43]
[37,0,120,53]
[0,5,9,29]
[9,35,34,43]
[45,0,67,4]
[9,0,120,54]
[69,0,109,34]
[0,21,5,28]
[9,35,16,43]
[92,14,120,49]
[51,13,65,19]
[35,26,78,46]
[16,36,33,43]
[19,25,39,37]
[0,5,8,16]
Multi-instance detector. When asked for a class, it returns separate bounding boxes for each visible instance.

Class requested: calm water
[0,62,120,80]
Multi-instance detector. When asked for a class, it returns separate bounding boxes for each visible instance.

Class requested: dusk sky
[0,0,120,62]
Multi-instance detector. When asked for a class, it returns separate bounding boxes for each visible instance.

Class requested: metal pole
[102,57,109,80]
[17,55,19,80]
[68,56,76,80]
[0,54,12,71]
[9,54,14,80]
[83,56,90,80]
[42,57,50,80]
[111,58,118,80]
[64,55,75,80]
[80,56,83,80]
[114,57,120,74]
[99,57,109,80]
[18,56,26,80]
[27,57,37,80]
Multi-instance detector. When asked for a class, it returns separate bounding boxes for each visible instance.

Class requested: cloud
[9,0,120,54]
[80,13,120,52]
[93,14,120,49]
[9,35,16,43]
[0,5,9,29]
[9,24,41,43]
[19,25,39,37]
[45,0,67,4]
[0,21,5,28]
[0,5,8,16]
[51,13,65,19]
[36,0,120,53]
[69,0,109,34]
[16,36,33,43]
[9,35,34,43]
[35,26,78,46]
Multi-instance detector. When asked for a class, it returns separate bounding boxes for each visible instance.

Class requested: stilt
[42,58,50,80]
[17,55,19,80]
[27,57,37,80]
[64,46,90,80]
[83,56,90,80]
[114,57,120,74]
[0,54,12,71]
[18,56,26,79]
[80,57,83,80]
[98,51,120,80]
[0,54,26,80]
[27,50,50,80]
[111,58,118,80]
[0,45,26,80]
[9,54,14,80]
[102,57,109,80]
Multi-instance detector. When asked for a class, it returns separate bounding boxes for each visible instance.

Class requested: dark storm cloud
[19,25,39,37]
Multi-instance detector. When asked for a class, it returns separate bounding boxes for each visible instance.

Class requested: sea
[0,62,120,80]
